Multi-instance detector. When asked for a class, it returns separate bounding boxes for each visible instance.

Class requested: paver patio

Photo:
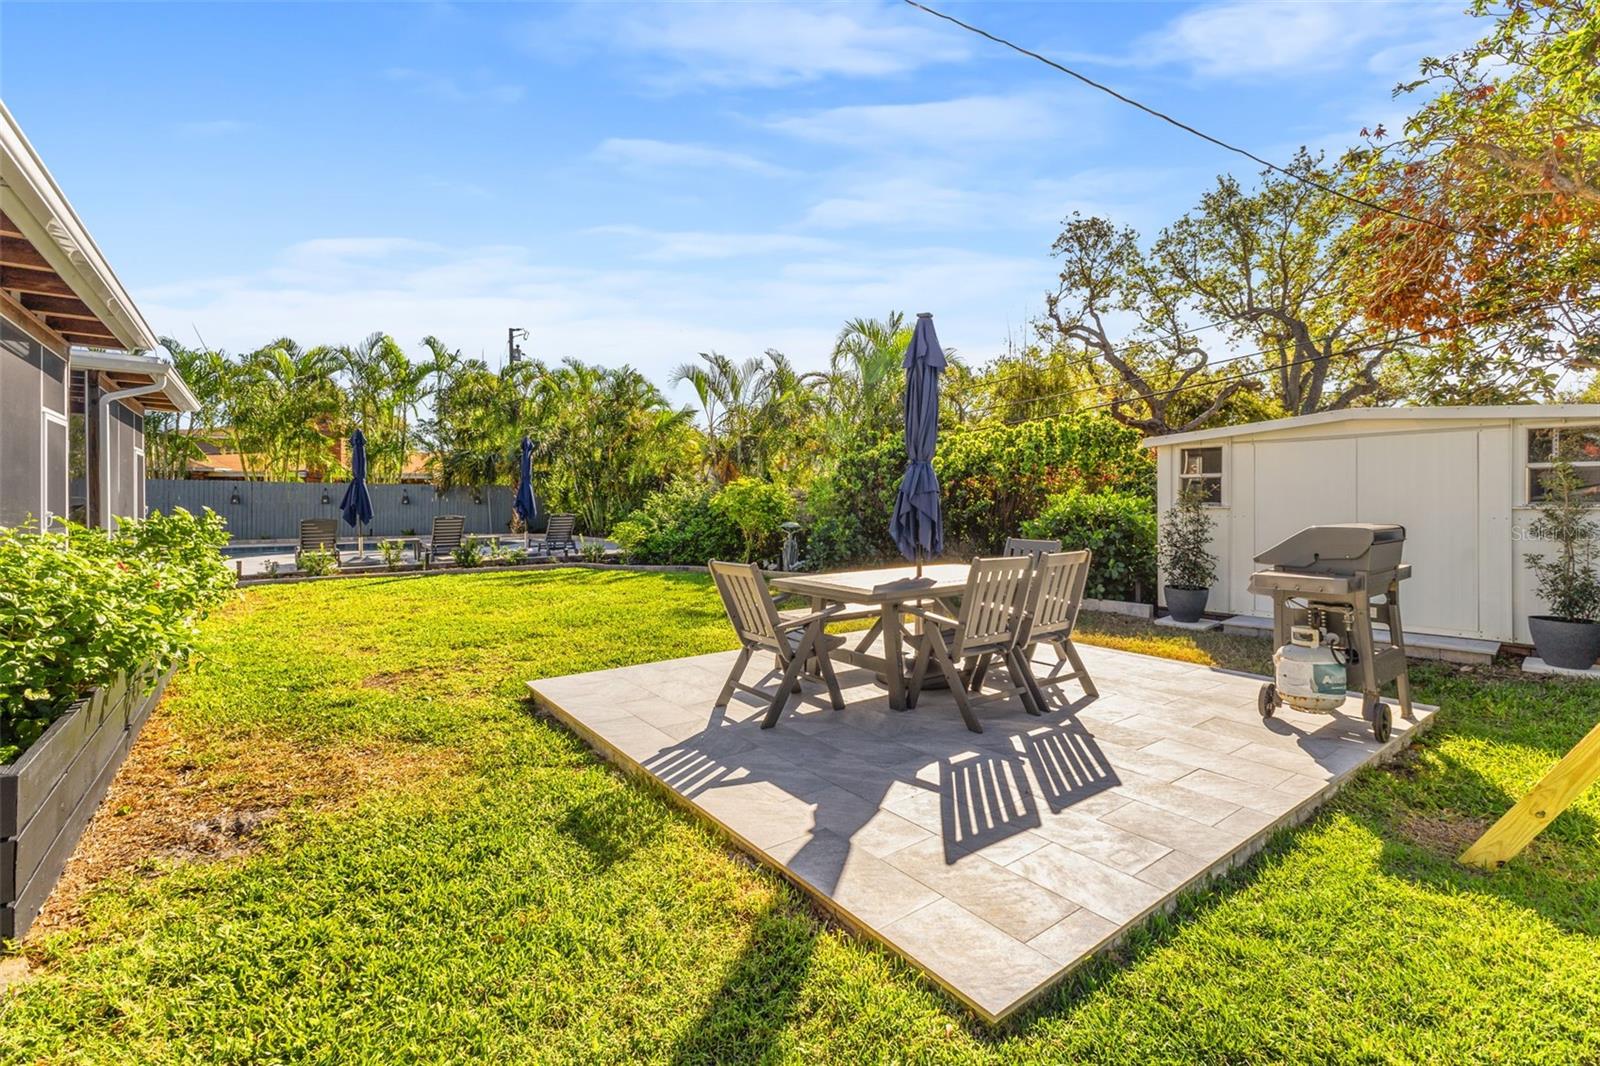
[527,639,1435,1023]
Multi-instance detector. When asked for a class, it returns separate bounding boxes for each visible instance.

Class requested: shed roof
[1142,405,1600,449]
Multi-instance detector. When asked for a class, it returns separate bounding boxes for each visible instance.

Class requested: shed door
[1251,437,1359,615]
[1357,430,1480,636]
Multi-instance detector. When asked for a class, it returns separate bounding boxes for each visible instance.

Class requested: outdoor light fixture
[320,489,330,505]
[229,490,241,505]
[401,490,411,505]
[473,491,483,505]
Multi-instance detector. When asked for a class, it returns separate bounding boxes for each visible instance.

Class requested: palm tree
[820,312,912,439]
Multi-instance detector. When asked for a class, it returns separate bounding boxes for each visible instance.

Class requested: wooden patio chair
[1012,549,1098,707]
[903,555,1038,732]
[709,560,846,728]
[536,514,578,559]
[1004,536,1062,561]
[295,518,339,568]
[421,514,466,566]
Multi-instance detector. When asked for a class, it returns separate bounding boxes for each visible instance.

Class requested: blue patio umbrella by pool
[514,435,537,550]
[890,312,946,577]
[340,428,375,561]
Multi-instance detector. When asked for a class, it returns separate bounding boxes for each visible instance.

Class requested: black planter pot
[1165,585,1210,624]
[1528,615,1600,672]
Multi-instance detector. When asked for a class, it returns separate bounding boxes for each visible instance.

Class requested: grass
[1,569,1597,1063]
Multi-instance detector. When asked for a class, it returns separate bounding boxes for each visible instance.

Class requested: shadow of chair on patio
[1020,721,1120,814]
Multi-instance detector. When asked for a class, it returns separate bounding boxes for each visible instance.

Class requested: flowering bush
[0,508,234,763]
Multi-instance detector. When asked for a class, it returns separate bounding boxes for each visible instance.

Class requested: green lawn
[2,569,1597,1063]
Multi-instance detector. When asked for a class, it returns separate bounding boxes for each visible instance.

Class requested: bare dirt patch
[361,665,448,692]
[1399,813,1494,855]
[0,955,32,994]
[24,713,462,940]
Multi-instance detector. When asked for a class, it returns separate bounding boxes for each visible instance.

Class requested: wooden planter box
[1,664,171,941]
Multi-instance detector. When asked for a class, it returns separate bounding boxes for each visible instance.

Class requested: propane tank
[1273,625,1347,712]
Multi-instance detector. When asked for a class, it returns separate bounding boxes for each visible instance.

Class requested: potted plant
[1524,450,1600,670]
[1159,483,1217,623]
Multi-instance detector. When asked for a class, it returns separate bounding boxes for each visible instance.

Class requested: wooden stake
[1460,718,1600,870]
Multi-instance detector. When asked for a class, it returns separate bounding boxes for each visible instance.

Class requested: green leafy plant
[611,479,743,565]
[808,414,1153,567]
[714,478,795,562]
[579,540,609,563]
[1524,453,1600,622]
[262,559,281,578]
[379,539,407,571]
[0,508,233,763]
[299,549,340,577]
[1022,488,1158,602]
[1158,483,1218,591]
[453,540,485,568]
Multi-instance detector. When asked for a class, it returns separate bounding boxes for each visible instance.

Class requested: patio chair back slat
[429,514,466,554]
[953,555,1033,656]
[1027,550,1092,641]
[544,514,577,552]
[1004,536,1062,561]
[298,518,338,554]
[709,560,783,649]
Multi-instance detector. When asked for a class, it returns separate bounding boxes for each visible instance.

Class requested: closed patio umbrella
[890,312,946,578]
[340,428,375,561]
[514,435,537,551]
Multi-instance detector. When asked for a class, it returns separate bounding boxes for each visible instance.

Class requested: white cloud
[591,138,790,177]
[135,235,1047,388]
[537,1,969,90]
[385,67,524,104]
[767,93,1077,149]
[1135,1,1469,79]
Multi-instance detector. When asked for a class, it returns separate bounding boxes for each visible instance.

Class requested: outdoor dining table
[768,562,970,712]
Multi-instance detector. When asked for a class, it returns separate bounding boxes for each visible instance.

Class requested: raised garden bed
[2,664,171,941]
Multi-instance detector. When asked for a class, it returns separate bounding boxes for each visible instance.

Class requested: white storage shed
[1144,405,1600,653]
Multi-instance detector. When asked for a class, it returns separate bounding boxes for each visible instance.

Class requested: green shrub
[715,478,795,562]
[0,508,233,763]
[379,539,408,571]
[298,548,339,576]
[808,414,1154,568]
[1022,488,1157,602]
[612,479,743,566]
[452,541,485,568]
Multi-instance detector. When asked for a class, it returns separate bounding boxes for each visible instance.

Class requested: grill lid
[1254,523,1405,570]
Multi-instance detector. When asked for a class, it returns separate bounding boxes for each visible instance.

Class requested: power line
[995,298,1574,425]
[901,0,1474,240]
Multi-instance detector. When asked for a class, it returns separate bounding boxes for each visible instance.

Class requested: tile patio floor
[527,640,1434,1023]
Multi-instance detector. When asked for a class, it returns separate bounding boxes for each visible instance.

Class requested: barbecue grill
[1247,523,1415,740]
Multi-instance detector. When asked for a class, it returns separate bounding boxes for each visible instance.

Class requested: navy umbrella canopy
[514,435,537,538]
[339,429,375,553]
[889,312,946,574]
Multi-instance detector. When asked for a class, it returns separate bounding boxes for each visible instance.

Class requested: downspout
[96,375,166,530]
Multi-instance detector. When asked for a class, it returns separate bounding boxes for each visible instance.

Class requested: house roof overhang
[1141,404,1600,449]
[0,100,159,353]
[72,348,200,413]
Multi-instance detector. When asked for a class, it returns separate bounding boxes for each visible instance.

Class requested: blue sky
[2,1,1479,399]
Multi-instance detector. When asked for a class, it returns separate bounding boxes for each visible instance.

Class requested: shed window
[1527,427,1600,503]
[1179,446,1223,504]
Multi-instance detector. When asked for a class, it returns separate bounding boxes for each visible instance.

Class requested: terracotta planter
[1528,615,1600,671]
[1165,585,1210,624]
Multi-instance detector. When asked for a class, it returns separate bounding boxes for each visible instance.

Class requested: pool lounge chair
[535,514,578,560]
[421,514,466,566]
[295,518,339,569]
